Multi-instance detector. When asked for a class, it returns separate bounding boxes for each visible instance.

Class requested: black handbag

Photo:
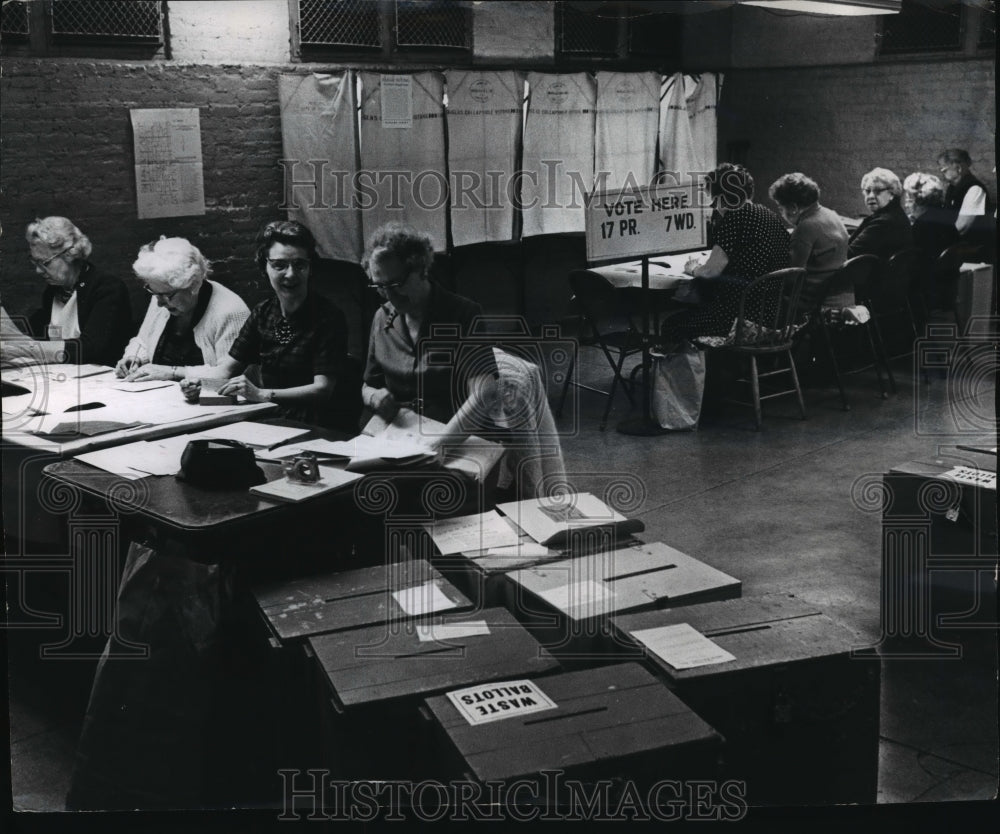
[176,438,266,489]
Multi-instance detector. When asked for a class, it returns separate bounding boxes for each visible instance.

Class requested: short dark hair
[706,163,754,209]
[768,172,820,208]
[254,220,318,273]
[937,148,972,167]
[361,222,434,279]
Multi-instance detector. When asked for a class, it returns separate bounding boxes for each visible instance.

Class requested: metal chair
[556,269,644,430]
[807,255,892,408]
[697,267,807,431]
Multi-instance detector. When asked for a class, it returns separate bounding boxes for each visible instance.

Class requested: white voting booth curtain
[521,73,597,238]
[445,71,522,248]
[278,72,363,262]
[595,71,659,191]
[359,71,448,252]
[658,72,722,184]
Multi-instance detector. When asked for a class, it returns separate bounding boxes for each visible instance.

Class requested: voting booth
[612,595,881,805]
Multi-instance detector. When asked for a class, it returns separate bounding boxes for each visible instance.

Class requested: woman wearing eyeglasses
[847,168,913,260]
[19,216,132,366]
[115,237,250,381]
[180,220,349,427]
[361,222,497,444]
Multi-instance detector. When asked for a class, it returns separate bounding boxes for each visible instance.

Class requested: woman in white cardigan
[115,237,250,382]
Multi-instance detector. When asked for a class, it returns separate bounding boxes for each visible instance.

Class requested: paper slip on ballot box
[611,594,880,806]
[250,559,473,771]
[502,542,741,665]
[304,607,559,781]
[422,662,723,808]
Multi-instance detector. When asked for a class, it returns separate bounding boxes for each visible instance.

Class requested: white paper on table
[631,623,736,670]
[483,543,550,558]
[415,620,491,642]
[111,380,174,392]
[424,511,521,555]
[536,579,613,617]
[392,582,458,617]
[75,443,152,480]
[69,364,113,379]
[192,421,311,449]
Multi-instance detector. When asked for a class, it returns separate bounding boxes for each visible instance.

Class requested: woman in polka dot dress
[663,163,790,342]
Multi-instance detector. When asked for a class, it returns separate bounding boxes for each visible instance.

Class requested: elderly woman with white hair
[847,167,913,260]
[116,237,250,382]
[20,216,133,366]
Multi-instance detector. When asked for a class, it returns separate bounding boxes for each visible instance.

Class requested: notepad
[424,511,521,555]
[497,492,627,545]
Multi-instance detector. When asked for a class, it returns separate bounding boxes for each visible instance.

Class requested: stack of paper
[497,492,628,546]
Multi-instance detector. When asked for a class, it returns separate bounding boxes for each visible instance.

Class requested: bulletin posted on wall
[130,108,206,219]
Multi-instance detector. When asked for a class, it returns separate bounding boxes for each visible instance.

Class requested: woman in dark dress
[847,168,913,260]
[19,216,132,366]
[182,220,349,428]
[903,172,959,310]
[663,163,790,342]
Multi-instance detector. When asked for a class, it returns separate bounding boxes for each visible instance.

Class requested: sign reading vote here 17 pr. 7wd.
[584,183,708,263]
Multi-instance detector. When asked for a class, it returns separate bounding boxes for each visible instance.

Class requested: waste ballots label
[446,679,557,726]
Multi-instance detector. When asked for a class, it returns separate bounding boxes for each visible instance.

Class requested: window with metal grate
[879,0,964,54]
[50,0,162,40]
[1,0,30,38]
[557,2,619,56]
[978,0,995,49]
[298,0,381,48]
[395,0,469,49]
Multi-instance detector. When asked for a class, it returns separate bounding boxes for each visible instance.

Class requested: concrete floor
[5,326,998,821]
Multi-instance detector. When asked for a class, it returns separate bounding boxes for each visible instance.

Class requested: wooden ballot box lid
[253,558,473,644]
[505,542,741,622]
[423,662,722,784]
[612,594,858,683]
[307,607,559,710]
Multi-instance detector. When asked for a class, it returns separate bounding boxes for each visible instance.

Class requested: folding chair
[696,268,807,431]
[556,269,644,430]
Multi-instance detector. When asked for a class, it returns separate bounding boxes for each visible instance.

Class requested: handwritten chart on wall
[130,108,206,219]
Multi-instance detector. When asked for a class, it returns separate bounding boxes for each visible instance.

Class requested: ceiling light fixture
[740,0,901,15]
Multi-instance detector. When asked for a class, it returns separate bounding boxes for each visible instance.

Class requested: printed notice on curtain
[381,75,413,128]
[130,108,205,219]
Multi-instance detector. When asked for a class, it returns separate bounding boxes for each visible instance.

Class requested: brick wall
[0,59,290,326]
[718,58,996,219]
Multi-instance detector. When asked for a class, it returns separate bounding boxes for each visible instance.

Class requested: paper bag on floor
[651,345,705,430]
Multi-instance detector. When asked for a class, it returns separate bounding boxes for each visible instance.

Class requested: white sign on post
[584,183,708,263]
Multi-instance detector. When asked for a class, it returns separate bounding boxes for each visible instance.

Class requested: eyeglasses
[266,258,310,273]
[367,276,410,294]
[862,187,889,196]
[142,284,182,301]
[30,246,74,271]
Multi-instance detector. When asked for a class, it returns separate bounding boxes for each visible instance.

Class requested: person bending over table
[5,216,133,367]
[361,222,498,447]
[903,172,959,311]
[769,172,849,311]
[662,163,790,342]
[847,168,913,260]
[115,237,250,382]
[179,220,349,428]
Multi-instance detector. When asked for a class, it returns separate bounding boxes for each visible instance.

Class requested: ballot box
[502,542,741,665]
[612,595,880,806]
[421,662,723,811]
[306,607,559,781]
[250,558,474,771]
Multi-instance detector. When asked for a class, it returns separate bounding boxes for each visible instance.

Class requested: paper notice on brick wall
[130,108,206,219]
[380,75,413,128]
